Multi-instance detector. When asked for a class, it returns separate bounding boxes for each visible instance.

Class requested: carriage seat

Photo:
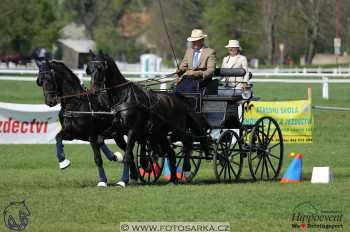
[205,68,251,95]
[175,68,252,113]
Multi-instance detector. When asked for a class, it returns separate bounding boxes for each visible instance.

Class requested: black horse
[36,59,129,187]
[88,51,211,187]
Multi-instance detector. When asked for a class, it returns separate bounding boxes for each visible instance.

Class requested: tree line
[0,0,349,65]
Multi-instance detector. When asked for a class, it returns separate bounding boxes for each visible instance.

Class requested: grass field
[0,79,349,231]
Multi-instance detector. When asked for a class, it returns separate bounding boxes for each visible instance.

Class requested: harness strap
[92,81,131,94]
[59,91,91,100]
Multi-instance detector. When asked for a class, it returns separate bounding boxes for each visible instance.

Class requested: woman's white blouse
[221,54,249,89]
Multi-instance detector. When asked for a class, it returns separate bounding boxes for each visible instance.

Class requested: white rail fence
[250,67,350,74]
[1,69,350,100]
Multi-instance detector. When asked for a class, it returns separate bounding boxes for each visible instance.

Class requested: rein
[59,91,91,100]
[91,80,132,95]
[56,81,131,100]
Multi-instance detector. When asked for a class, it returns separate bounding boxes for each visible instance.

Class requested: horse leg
[140,141,148,169]
[56,130,71,169]
[93,133,123,162]
[182,141,192,171]
[129,151,139,181]
[96,135,115,161]
[90,142,108,187]
[182,139,193,180]
[99,142,117,161]
[115,135,138,181]
[116,130,137,187]
[200,136,211,159]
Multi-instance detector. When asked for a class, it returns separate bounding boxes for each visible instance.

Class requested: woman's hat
[187,29,207,42]
[225,40,241,49]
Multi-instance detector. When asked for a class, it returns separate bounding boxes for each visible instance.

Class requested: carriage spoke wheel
[214,130,243,183]
[135,141,164,184]
[172,142,202,182]
[248,116,284,181]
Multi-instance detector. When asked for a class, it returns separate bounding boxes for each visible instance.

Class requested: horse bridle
[89,60,108,91]
[38,64,95,116]
[38,68,61,100]
[90,59,162,118]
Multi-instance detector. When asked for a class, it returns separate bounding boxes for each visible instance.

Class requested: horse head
[36,59,59,107]
[88,50,108,93]
[36,59,83,107]
[88,50,126,94]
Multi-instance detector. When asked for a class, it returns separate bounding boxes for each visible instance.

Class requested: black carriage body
[179,68,251,130]
[173,68,284,182]
[202,95,243,129]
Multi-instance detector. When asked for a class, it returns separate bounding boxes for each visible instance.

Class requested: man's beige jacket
[179,47,216,79]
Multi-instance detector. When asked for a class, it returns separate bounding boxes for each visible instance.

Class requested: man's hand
[176,76,181,85]
[242,82,248,90]
[187,70,203,79]
[176,69,186,77]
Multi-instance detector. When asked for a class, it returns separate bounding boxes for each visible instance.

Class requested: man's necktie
[192,49,200,68]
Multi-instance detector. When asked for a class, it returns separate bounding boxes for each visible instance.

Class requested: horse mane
[51,61,83,90]
[103,54,125,82]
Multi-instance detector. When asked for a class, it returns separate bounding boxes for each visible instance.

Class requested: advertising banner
[0,102,61,144]
[244,100,313,143]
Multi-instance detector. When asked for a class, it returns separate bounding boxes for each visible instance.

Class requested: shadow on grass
[101,177,282,188]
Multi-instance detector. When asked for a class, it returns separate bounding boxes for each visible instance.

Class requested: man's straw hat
[187,29,207,42]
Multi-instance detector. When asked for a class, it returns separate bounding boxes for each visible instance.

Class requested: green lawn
[0,80,349,231]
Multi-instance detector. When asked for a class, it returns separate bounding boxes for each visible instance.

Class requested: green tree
[145,0,203,66]
[202,0,261,64]
[62,0,145,62]
[0,0,61,55]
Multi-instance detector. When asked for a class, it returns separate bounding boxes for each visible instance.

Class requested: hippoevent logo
[0,118,48,134]
[291,202,343,230]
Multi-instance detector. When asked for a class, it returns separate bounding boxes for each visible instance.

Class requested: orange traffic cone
[139,162,160,177]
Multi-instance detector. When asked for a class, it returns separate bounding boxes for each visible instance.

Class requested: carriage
[134,68,284,184]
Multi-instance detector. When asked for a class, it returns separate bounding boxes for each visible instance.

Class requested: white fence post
[322,77,329,99]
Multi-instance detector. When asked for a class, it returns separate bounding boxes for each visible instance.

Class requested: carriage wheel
[134,141,164,184]
[248,116,283,181]
[172,142,203,182]
[213,130,243,183]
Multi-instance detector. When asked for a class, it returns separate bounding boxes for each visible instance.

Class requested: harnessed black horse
[36,59,130,186]
[88,51,211,187]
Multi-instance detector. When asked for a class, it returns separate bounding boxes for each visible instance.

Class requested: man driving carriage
[175,29,216,92]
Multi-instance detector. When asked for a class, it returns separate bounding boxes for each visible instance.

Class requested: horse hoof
[168,181,177,186]
[116,181,126,188]
[97,182,107,187]
[113,151,124,163]
[183,171,193,183]
[59,159,71,170]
